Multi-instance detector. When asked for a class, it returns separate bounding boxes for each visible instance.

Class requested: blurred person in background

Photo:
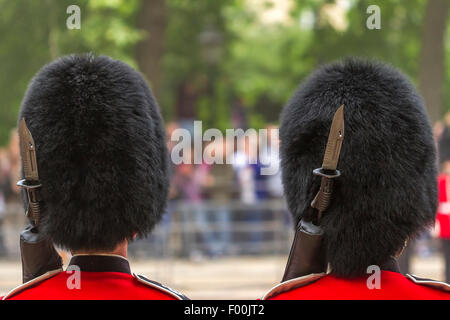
[436,160,450,283]
[7,130,21,194]
[398,118,450,273]
[434,121,445,146]
[263,125,283,200]
[232,136,266,254]
[172,145,212,260]
[0,130,24,259]
[249,139,272,253]
[0,149,10,257]
[231,138,252,255]
[205,139,234,257]
[262,125,292,249]
[233,139,255,205]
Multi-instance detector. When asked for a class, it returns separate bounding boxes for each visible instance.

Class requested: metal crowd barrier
[0,199,294,260]
[129,199,294,259]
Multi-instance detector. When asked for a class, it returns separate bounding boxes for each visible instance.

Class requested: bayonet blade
[18,118,39,182]
[321,105,344,171]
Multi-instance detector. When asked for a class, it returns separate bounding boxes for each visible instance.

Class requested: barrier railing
[0,199,294,259]
[128,199,294,259]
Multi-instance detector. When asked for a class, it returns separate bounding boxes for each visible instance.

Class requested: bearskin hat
[18,54,169,251]
[280,58,437,277]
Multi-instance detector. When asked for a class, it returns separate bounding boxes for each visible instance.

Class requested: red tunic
[437,174,450,239]
[1,255,186,300]
[263,271,450,300]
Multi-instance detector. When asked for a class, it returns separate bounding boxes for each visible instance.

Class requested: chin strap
[20,224,63,283]
[281,220,326,282]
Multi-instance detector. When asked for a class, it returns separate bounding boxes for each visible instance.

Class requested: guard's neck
[71,240,128,259]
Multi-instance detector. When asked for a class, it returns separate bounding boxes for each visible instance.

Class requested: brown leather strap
[20,225,63,283]
[282,220,327,282]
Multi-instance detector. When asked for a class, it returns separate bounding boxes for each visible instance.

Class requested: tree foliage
[0,0,447,146]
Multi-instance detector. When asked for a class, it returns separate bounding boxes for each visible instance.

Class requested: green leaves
[0,0,445,145]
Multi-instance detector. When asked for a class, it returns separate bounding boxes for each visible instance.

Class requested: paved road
[0,255,445,299]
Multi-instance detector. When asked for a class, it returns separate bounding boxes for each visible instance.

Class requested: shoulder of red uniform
[405,274,450,293]
[1,268,63,300]
[133,273,189,300]
[261,272,450,300]
[261,272,326,300]
[2,270,189,301]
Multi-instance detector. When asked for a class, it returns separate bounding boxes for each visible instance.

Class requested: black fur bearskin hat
[18,53,169,251]
[280,58,437,277]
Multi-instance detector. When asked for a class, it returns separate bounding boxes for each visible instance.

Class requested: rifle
[17,118,62,283]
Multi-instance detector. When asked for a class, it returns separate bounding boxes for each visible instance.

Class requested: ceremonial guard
[262,58,450,300]
[2,54,187,300]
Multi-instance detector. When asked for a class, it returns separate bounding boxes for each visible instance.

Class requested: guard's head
[18,54,169,252]
[280,58,437,277]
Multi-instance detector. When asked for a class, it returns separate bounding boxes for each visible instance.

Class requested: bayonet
[311,105,344,221]
[282,105,345,282]
[17,118,42,227]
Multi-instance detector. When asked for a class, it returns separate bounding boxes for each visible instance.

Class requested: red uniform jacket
[262,270,450,300]
[437,173,450,239]
[1,255,187,300]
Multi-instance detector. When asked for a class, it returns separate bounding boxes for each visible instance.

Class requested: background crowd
[0,120,289,260]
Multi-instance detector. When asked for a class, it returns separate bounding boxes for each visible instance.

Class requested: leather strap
[282,220,326,282]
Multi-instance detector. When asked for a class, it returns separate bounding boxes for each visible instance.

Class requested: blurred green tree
[222,0,427,127]
[419,0,449,124]
[0,0,54,146]
[0,0,449,147]
[0,0,143,146]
